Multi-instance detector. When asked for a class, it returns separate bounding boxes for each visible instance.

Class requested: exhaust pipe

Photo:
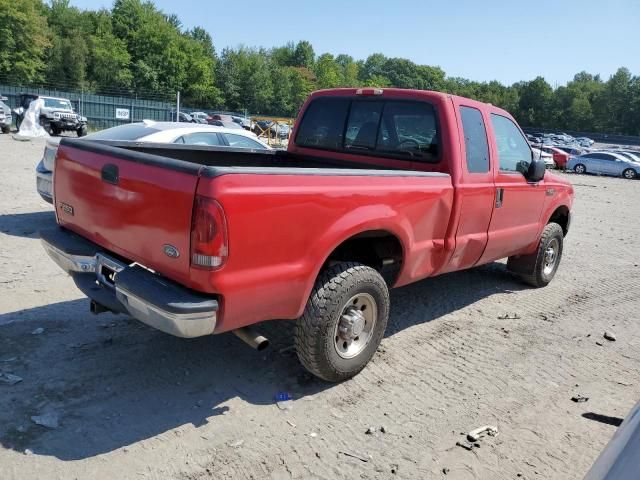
[233,326,270,351]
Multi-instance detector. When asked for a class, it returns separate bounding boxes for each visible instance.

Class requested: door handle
[101,164,119,185]
[495,188,504,208]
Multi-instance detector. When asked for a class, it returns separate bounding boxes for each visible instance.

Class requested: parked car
[575,136,594,147]
[210,113,234,123]
[14,94,87,136]
[541,146,570,169]
[190,112,212,124]
[232,116,251,130]
[35,122,271,203]
[554,145,584,156]
[209,120,244,130]
[568,152,639,179]
[0,95,12,133]
[176,112,196,123]
[40,88,573,382]
[583,400,640,480]
[607,150,640,163]
[532,147,555,168]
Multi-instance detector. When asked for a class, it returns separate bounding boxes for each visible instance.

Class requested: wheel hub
[544,247,556,264]
[339,308,366,340]
[333,293,377,359]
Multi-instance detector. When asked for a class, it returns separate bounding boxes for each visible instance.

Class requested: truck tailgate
[53,140,199,286]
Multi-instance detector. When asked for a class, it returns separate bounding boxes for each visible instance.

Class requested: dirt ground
[0,134,639,480]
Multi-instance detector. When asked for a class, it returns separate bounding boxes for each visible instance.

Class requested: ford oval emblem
[163,244,180,258]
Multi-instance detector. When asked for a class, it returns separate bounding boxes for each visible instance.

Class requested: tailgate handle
[101,164,119,185]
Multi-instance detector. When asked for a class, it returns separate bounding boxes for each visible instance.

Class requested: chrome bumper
[41,231,218,338]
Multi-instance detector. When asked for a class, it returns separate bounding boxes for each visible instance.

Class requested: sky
[70,0,639,86]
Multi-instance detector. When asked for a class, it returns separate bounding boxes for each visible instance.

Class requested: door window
[460,106,490,173]
[490,114,532,175]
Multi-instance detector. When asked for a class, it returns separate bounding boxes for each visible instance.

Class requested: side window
[295,97,350,149]
[601,154,616,161]
[460,106,490,173]
[182,132,222,146]
[490,114,532,174]
[224,134,266,149]
[174,136,185,144]
[344,100,383,151]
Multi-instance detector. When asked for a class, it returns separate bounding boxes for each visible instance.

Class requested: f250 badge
[163,244,180,258]
[59,202,74,216]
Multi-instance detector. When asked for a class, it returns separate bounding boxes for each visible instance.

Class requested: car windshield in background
[295,97,439,162]
[85,123,161,141]
[44,98,73,110]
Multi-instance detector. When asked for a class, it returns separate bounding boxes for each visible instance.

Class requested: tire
[50,126,60,136]
[574,164,586,174]
[622,168,637,180]
[77,125,88,137]
[515,223,564,288]
[295,262,390,382]
[1,125,9,134]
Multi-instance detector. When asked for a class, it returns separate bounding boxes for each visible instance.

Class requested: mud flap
[507,253,537,276]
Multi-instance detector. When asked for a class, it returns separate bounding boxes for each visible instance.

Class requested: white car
[532,147,555,168]
[36,122,271,203]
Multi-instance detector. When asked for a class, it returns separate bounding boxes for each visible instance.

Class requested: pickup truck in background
[41,88,574,382]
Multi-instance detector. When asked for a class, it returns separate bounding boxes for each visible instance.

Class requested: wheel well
[549,206,570,236]
[324,230,404,286]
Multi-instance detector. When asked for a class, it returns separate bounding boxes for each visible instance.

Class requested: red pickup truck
[41,88,573,382]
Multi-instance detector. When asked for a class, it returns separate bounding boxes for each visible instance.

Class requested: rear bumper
[40,227,219,338]
[36,161,53,204]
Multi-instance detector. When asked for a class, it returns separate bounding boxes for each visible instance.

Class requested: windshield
[44,98,73,110]
[86,123,161,141]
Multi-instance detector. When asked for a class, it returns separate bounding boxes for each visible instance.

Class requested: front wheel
[574,164,586,174]
[295,262,390,382]
[77,125,88,137]
[514,223,564,288]
[1,125,9,134]
[622,168,637,180]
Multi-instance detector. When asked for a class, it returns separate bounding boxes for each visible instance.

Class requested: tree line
[1,0,639,135]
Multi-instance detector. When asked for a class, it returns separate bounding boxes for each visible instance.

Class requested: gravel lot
[0,134,639,480]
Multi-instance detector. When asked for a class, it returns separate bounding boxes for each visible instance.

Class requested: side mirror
[526,156,546,182]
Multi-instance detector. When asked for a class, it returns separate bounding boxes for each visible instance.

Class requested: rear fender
[294,205,413,318]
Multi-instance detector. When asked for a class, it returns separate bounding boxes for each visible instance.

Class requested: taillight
[190,196,228,269]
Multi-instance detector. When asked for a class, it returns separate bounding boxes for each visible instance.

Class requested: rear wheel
[1,125,9,134]
[622,168,637,180]
[295,262,389,382]
[574,164,586,174]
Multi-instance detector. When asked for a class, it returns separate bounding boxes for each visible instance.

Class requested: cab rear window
[295,96,440,163]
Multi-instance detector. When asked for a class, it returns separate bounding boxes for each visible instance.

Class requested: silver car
[567,152,639,179]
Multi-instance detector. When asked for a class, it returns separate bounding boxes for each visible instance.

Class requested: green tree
[0,0,50,83]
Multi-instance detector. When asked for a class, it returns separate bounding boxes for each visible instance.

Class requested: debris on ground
[595,341,604,346]
[23,449,33,456]
[365,426,376,435]
[498,313,521,320]
[571,395,589,403]
[467,425,498,442]
[275,392,293,411]
[278,345,295,354]
[228,439,244,448]
[380,426,387,433]
[309,432,318,438]
[603,331,616,342]
[0,373,23,385]
[390,463,399,474]
[31,327,44,335]
[31,412,60,429]
[286,420,296,428]
[456,441,474,451]
[443,467,450,475]
[339,451,370,462]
